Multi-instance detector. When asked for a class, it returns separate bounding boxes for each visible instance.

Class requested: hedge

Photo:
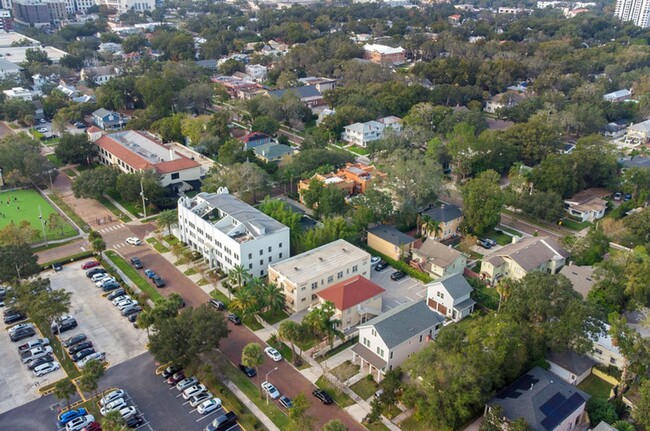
[363,245,433,283]
[40,250,95,271]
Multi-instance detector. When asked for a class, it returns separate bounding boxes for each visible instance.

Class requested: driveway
[369,267,427,312]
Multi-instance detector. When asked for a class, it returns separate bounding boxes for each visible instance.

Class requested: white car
[370,256,380,266]
[176,376,198,391]
[111,295,131,305]
[100,389,126,407]
[189,392,213,407]
[183,383,207,400]
[91,273,109,282]
[113,297,133,307]
[9,323,34,334]
[117,300,136,311]
[34,361,60,377]
[197,398,222,415]
[264,346,282,362]
[79,352,106,368]
[96,277,116,287]
[118,406,137,420]
[261,381,280,399]
[37,127,48,133]
[21,346,53,364]
[126,237,141,246]
[100,398,126,416]
[66,414,94,431]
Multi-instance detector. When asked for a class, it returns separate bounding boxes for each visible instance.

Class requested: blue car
[57,407,87,426]
[144,269,156,279]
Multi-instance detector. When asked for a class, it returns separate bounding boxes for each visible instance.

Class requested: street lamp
[140,178,148,219]
[38,205,48,246]
[265,367,278,405]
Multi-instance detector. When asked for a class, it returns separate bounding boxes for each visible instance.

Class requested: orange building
[298,163,383,203]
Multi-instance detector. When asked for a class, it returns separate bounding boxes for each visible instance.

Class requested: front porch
[351,343,387,381]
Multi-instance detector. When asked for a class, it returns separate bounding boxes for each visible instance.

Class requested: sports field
[0,189,77,242]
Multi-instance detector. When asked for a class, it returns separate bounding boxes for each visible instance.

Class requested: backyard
[578,374,614,400]
[0,188,78,242]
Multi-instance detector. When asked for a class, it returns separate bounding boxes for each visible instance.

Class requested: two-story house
[92,108,129,130]
[481,237,568,285]
[425,273,475,321]
[352,300,445,380]
[411,240,467,279]
[80,65,118,85]
[486,367,590,431]
[587,323,625,369]
[268,239,371,313]
[177,190,290,277]
[316,275,384,330]
[367,225,416,261]
[238,132,273,150]
[419,203,463,241]
[341,117,402,148]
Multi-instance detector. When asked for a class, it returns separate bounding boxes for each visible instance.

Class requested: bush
[364,246,432,283]
[586,399,618,425]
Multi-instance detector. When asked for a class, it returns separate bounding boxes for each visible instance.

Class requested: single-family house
[564,188,609,222]
[2,86,32,100]
[625,119,650,144]
[546,349,596,385]
[298,163,383,202]
[481,237,569,284]
[92,108,129,130]
[484,91,526,114]
[253,143,295,163]
[367,225,416,261]
[267,85,325,108]
[298,76,337,93]
[419,203,463,241]
[352,300,445,380]
[212,75,261,99]
[80,65,118,85]
[316,275,384,329]
[341,116,402,147]
[588,323,625,369]
[602,120,628,138]
[411,240,467,279]
[362,43,406,65]
[98,42,122,54]
[558,264,595,299]
[0,57,21,79]
[593,423,616,431]
[238,132,273,150]
[195,59,218,71]
[425,272,475,321]
[485,367,590,431]
[245,64,267,82]
[603,89,632,103]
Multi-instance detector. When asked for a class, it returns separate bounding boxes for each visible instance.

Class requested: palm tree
[278,320,302,365]
[259,282,285,315]
[229,287,258,321]
[420,214,442,239]
[91,238,106,260]
[228,265,250,291]
[241,343,264,398]
[156,209,177,237]
[53,378,77,411]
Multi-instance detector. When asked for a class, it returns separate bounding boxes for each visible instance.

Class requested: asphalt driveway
[370,265,427,311]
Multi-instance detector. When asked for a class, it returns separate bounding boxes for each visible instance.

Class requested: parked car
[125,237,141,246]
[144,269,156,278]
[85,268,106,278]
[62,333,87,347]
[112,295,131,305]
[312,388,333,404]
[614,192,622,201]
[66,415,95,431]
[21,346,53,364]
[390,271,406,281]
[127,313,140,323]
[34,361,60,377]
[152,276,165,288]
[117,406,137,420]
[8,322,33,333]
[52,262,63,271]
[264,346,282,362]
[102,281,121,292]
[162,364,181,379]
[68,341,93,355]
[130,257,143,269]
[205,411,237,431]
[176,376,199,391]
[100,389,126,407]
[52,317,78,334]
[78,352,106,368]
[374,260,389,271]
[476,239,492,249]
[189,391,214,407]
[121,305,142,317]
[279,396,293,409]
[72,348,96,362]
[370,256,380,267]
[58,408,88,426]
[624,193,632,201]
[81,422,101,431]
[92,273,111,283]
[100,398,126,416]
[107,289,126,300]
[183,384,208,400]
[18,338,50,352]
[167,371,185,385]
[96,277,116,287]
[27,354,54,370]
[10,326,35,342]
[484,238,497,247]
[37,127,48,133]
[5,311,26,324]
[238,364,256,377]
[261,381,280,399]
[81,261,100,270]
[125,416,144,429]
[197,398,222,415]
[227,314,241,325]
[209,299,225,310]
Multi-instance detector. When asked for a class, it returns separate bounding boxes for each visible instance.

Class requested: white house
[2,86,32,100]
[603,89,632,102]
[177,190,290,278]
[484,91,526,114]
[341,116,402,147]
[625,119,650,144]
[352,300,445,380]
[588,323,625,369]
[0,58,21,79]
[245,64,267,82]
[80,65,118,85]
[546,349,596,385]
[563,188,609,222]
[425,273,475,321]
[411,240,467,279]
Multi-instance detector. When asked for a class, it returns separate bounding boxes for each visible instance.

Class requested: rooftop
[488,366,590,431]
[415,240,463,268]
[253,143,294,160]
[620,156,650,169]
[558,264,595,298]
[368,225,416,247]
[486,237,569,272]
[359,300,444,349]
[363,43,405,55]
[317,275,385,310]
[421,203,463,223]
[428,272,473,299]
[547,349,596,376]
[267,85,322,100]
[269,239,369,285]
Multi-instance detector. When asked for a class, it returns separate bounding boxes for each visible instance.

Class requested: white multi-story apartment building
[268,239,371,313]
[615,0,650,28]
[95,0,154,14]
[177,190,290,278]
[63,0,94,14]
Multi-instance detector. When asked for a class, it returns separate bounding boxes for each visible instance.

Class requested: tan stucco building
[316,275,384,330]
[367,225,416,261]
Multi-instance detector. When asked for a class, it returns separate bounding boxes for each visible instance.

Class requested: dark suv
[4,312,26,325]
[51,318,77,334]
[152,276,165,288]
[206,411,237,431]
[130,257,143,269]
[390,271,406,281]
[10,326,35,342]
[312,389,333,404]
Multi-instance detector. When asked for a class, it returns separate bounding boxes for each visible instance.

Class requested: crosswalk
[97,223,126,234]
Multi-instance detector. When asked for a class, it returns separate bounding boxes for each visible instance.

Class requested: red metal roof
[317,276,385,311]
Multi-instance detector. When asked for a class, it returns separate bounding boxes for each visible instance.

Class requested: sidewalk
[224,379,280,431]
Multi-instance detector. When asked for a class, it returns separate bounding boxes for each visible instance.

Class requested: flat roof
[0,32,67,64]
[269,239,369,284]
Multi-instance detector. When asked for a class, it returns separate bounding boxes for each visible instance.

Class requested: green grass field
[0,189,77,242]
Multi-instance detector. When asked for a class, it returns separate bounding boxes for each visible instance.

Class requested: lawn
[296,333,321,351]
[485,229,513,246]
[48,193,89,233]
[259,309,289,325]
[146,237,170,253]
[104,250,163,302]
[98,196,130,222]
[63,169,78,178]
[578,374,613,400]
[330,360,359,383]
[184,267,197,276]
[472,285,500,311]
[31,319,80,379]
[47,154,64,168]
[561,217,592,231]
[350,377,378,400]
[366,422,391,431]
[0,189,78,242]
[400,415,431,431]
[315,376,355,407]
[210,288,232,306]
[347,145,369,155]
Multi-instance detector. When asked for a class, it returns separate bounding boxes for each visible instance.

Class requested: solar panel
[496,375,539,399]
[541,392,586,431]
[540,393,566,415]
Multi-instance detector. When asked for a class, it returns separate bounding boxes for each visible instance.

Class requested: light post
[140,178,147,219]
[38,205,48,246]
[265,367,278,405]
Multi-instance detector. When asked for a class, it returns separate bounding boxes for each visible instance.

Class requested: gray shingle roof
[267,85,321,99]
[368,225,415,247]
[361,301,444,349]
[253,143,294,160]
[547,349,596,376]
[93,108,113,118]
[488,367,590,431]
[432,273,473,299]
[421,203,462,222]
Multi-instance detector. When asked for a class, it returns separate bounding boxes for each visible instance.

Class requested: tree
[322,419,348,431]
[54,133,97,166]
[0,244,40,282]
[481,405,530,431]
[156,209,177,236]
[462,170,504,235]
[258,282,285,315]
[92,237,106,259]
[303,301,344,349]
[301,179,348,218]
[218,59,245,75]
[203,163,270,204]
[612,421,635,431]
[228,265,250,291]
[633,380,650,429]
[101,409,127,431]
[586,399,618,425]
[53,378,77,411]
[419,214,442,238]
[570,226,610,266]
[47,213,65,236]
[278,320,302,365]
[0,135,56,187]
[72,166,119,200]
[288,393,313,430]
[78,359,105,400]
[608,313,650,389]
[241,342,264,397]
[0,221,39,246]
[122,34,146,54]
[179,83,214,114]
[229,287,259,321]
[252,116,280,136]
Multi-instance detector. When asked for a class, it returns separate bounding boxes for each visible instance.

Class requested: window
[363,337,370,347]
[301,298,306,302]
[279,242,282,248]
[327,275,334,283]
[419,335,423,342]
[595,348,603,355]
[437,291,444,299]
[248,253,252,259]
[260,270,264,276]
[352,265,358,273]
[311,294,317,300]
[268,246,272,252]
[249,263,253,270]
[311,282,318,290]
[268,257,272,262]
[337,271,343,279]
[171,172,179,180]
[610,358,617,364]
[371,329,376,337]
[376,347,384,358]
[259,260,263,266]
[390,351,393,359]
[279,253,283,259]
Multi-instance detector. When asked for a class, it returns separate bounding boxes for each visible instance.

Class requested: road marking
[397,278,411,285]
[408,284,422,290]
[416,291,426,298]
[385,304,394,310]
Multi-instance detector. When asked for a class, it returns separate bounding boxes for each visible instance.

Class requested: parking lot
[47,265,148,368]
[369,265,428,311]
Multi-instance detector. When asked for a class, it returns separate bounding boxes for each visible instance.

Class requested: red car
[81,260,100,270]
[82,422,102,431]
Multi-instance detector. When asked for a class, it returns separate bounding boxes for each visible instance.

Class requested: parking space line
[408,283,422,290]
[196,408,222,422]
[416,291,426,298]
[397,278,411,285]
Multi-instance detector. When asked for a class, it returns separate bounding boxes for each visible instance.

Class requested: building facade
[615,0,650,28]
[177,190,290,277]
[316,275,384,330]
[362,43,406,65]
[425,272,475,322]
[268,239,371,313]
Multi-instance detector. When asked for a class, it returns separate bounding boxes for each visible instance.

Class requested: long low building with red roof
[89,129,203,188]
[316,275,385,330]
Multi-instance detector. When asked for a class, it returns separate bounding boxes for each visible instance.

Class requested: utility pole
[140,178,147,219]
[38,205,48,246]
